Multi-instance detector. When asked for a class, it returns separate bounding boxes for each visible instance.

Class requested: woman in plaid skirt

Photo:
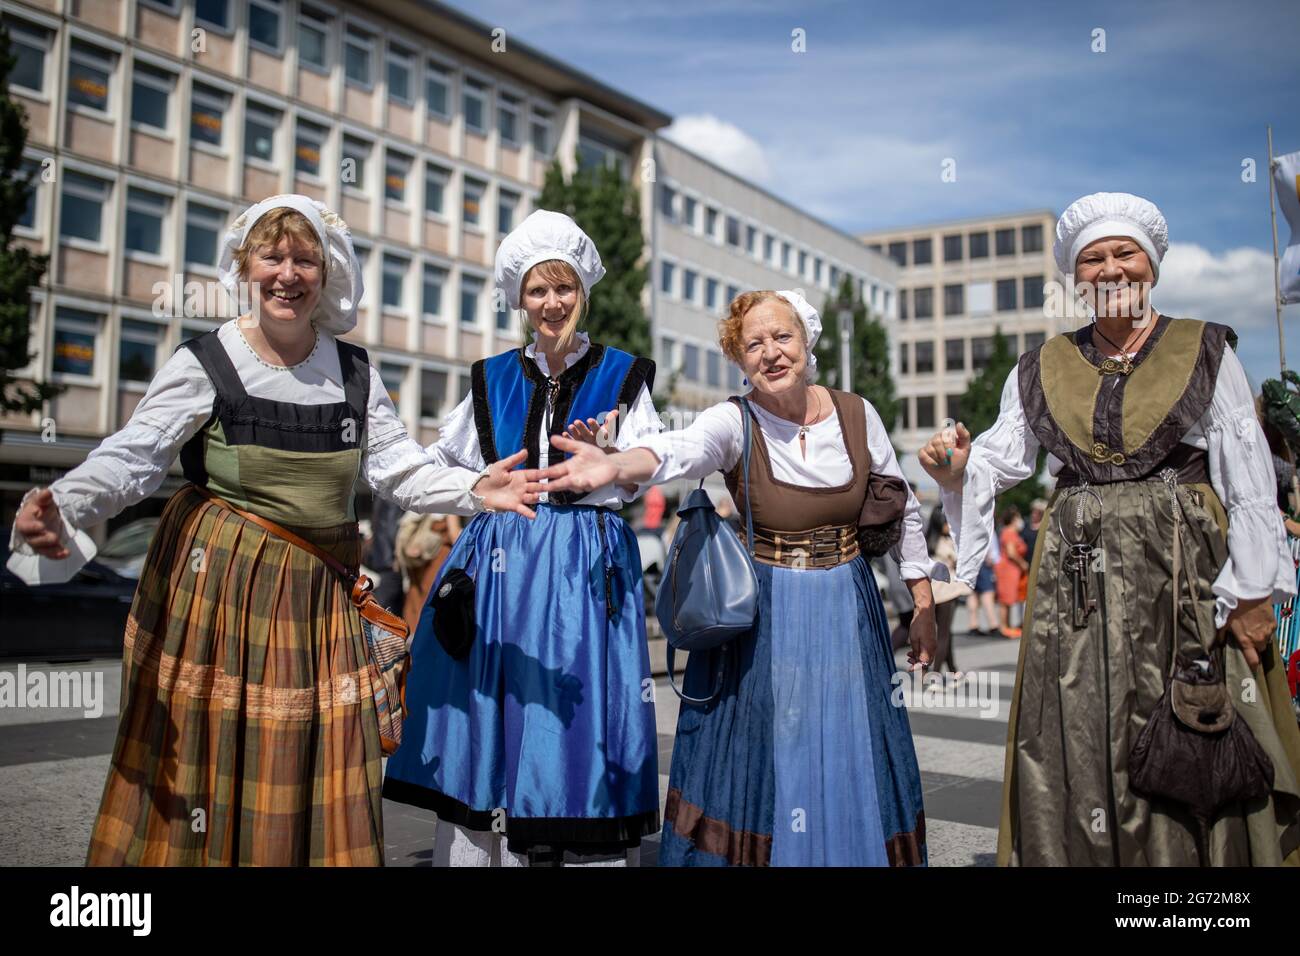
[8,195,537,865]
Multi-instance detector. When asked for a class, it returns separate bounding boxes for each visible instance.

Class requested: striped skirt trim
[88,484,386,867]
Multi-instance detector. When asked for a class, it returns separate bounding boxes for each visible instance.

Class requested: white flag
[1275,149,1300,304]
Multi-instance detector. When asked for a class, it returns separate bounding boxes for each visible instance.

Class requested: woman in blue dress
[383,211,662,866]
[538,289,936,866]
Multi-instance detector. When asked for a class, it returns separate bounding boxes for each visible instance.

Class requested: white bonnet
[217,194,363,334]
[1053,191,1169,281]
[494,209,605,310]
[776,289,822,374]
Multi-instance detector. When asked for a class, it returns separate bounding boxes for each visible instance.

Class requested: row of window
[46,302,463,420]
[658,262,744,316]
[659,183,859,292]
[21,161,513,331]
[7,6,555,151]
[897,332,1046,376]
[658,336,745,390]
[870,224,1045,269]
[899,276,1046,319]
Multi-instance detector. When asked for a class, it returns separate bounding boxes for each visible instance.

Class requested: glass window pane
[345,39,371,84]
[190,86,225,146]
[68,52,111,111]
[131,75,170,129]
[53,311,98,376]
[969,232,988,259]
[425,167,447,214]
[462,179,484,225]
[295,123,323,176]
[12,36,45,92]
[420,369,447,418]
[195,0,230,29]
[299,22,326,68]
[459,278,481,325]
[422,265,445,317]
[426,72,448,115]
[245,114,276,161]
[249,3,280,48]
[119,336,157,382]
[943,234,962,262]
[388,56,410,101]
[996,228,1016,256]
[125,190,165,255]
[912,238,932,265]
[60,182,105,243]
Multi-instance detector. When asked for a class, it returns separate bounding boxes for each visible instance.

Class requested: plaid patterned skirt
[87,484,386,866]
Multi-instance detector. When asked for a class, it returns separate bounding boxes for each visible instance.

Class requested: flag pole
[1267,125,1287,376]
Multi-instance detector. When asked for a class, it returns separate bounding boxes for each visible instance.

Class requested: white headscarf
[1053,191,1169,282]
[775,289,822,377]
[217,194,363,334]
[494,209,605,310]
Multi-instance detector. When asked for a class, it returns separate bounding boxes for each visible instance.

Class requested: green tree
[957,327,1046,515]
[537,157,651,360]
[0,24,57,413]
[814,275,899,428]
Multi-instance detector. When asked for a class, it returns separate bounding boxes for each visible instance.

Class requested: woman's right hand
[918,422,971,491]
[471,450,541,518]
[15,488,69,559]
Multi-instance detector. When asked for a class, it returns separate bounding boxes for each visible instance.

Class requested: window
[781,242,791,271]
[124,187,169,256]
[913,286,934,320]
[1022,224,1043,254]
[1024,331,1046,352]
[462,177,485,226]
[294,119,326,178]
[943,233,963,262]
[17,159,39,230]
[915,341,935,374]
[497,93,520,145]
[704,206,718,238]
[244,102,279,163]
[725,284,739,305]
[660,261,675,295]
[996,278,1018,311]
[764,234,775,263]
[682,269,698,303]
[459,275,483,327]
[341,135,370,189]
[682,196,697,229]
[344,24,374,86]
[424,163,449,215]
[495,294,510,332]
[530,107,552,154]
[727,364,742,390]
[658,183,676,220]
[131,62,174,131]
[248,0,282,51]
[798,250,807,277]
[659,336,674,370]
[1022,274,1045,310]
[426,64,450,118]
[969,231,989,259]
[946,395,962,423]
[421,263,446,320]
[912,238,932,266]
[683,344,700,382]
[706,277,719,312]
[382,254,407,309]
[420,368,448,419]
[68,41,114,113]
[943,283,964,317]
[384,150,411,203]
[887,241,906,267]
[577,134,628,176]
[746,225,757,255]
[190,83,229,149]
[726,215,741,248]
[995,227,1016,257]
[185,202,226,267]
[59,171,110,243]
[297,4,330,70]
[195,0,231,29]
[379,362,405,406]
[706,350,721,388]
[900,398,911,430]
[462,78,487,133]
[916,396,936,430]
[899,343,909,375]
[387,44,413,103]
[815,258,824,286]
[945,338,966,372]
[497,190,518,236]
[52,308,100,377]
[971,336,995,370]
[119,319,161,383]
[967,279,993,314]
[9,21,50,93]
[898,288,909,321]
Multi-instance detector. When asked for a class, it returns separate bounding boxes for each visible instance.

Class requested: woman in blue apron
[384,211,662,866]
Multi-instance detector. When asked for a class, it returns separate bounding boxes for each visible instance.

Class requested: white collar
[524,331,591,377]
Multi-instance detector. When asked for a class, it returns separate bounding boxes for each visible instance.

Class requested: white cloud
[1154,241,1297,386]
[662,114,774,186]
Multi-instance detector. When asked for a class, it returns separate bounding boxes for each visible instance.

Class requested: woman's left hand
[1224,597,1277,669]
[472,450,541,518]
[564,409,619,452]
[904,577,938,672]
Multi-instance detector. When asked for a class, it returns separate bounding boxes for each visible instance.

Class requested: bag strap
[666,644,727,705]
[738,397,755,555]
[191,485,408,637]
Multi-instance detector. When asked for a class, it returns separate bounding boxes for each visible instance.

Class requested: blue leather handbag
[656,398,759,705]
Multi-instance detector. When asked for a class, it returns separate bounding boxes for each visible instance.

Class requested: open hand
[15,488,69,559]
[564,409,619,451]
[472,450,541,519]
[527,434,621,497]
[918,421,971,492]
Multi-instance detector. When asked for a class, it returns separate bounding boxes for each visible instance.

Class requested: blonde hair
[519,259,588,353]
[717,290,805,365]
[233,207,327,281]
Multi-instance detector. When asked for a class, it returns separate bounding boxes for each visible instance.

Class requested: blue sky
[445,0,1300,385]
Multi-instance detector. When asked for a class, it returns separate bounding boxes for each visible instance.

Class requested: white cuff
[5,487,99,586]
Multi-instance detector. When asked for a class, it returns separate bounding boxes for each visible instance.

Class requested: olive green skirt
[997,477,1300,865]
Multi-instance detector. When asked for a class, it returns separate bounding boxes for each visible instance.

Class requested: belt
[750,523,860,569]
[1056,446,1210,488]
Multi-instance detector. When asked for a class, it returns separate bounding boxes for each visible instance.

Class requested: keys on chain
[1056,482,1103,630]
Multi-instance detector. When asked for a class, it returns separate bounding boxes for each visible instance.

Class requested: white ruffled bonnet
[494,210,605,310]
[1053,191,1169,281]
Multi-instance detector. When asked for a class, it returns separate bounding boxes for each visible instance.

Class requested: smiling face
[1073,236,1155,322]
[520,260,584,352]
[735,298,808,397]
[235,209,326,328]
